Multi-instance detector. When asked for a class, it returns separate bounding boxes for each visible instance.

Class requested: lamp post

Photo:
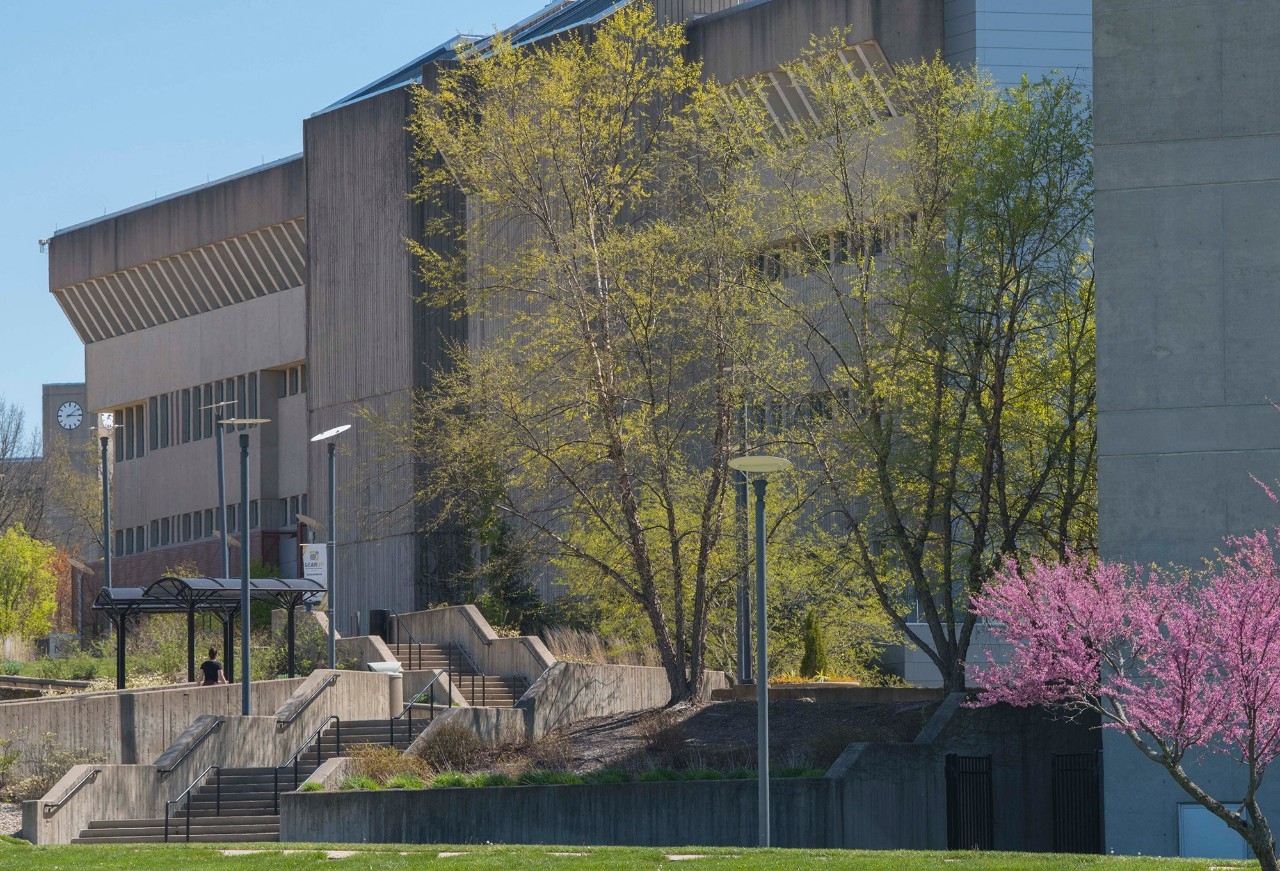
[311,424,351,669]
[225,417,269,716]
[203,400,236,580]
[727,454,792,849]
[97,412,115,590]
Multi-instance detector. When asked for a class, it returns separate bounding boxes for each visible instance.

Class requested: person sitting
[199,648,227,686]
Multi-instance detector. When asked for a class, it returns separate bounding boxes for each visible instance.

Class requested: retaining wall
[281,777,841,847]
[20,669,396,844]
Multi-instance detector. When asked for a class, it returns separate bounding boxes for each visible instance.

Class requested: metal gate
[1052,751,1104,854]
[946,754,994,850]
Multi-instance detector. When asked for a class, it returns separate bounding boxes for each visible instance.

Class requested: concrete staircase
[385,641,528,706]
[72,765,301,843]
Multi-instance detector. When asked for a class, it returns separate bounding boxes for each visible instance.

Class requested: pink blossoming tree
[972,531,1280,870]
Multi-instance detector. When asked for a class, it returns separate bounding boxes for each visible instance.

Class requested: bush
[3,731,107,802]
[516,770,583,786]
[636,767,681,783]
[430,771,472,788]
[799,610,829,679]
[775,766,825,779]
[384,773,425,790]
[414,722,485,772]
[338,774,382,791]
[582,768,630,785]
[1,661,21,676]
[300,781,325,792]
[346,744,431,785]
[471,772,515,787]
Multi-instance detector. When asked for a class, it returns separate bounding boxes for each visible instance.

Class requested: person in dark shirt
[199,648,227,686]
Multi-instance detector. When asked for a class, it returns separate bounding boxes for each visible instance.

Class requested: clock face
[57,401,83,430]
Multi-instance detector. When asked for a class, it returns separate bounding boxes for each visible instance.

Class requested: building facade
[1095,0,1280,860]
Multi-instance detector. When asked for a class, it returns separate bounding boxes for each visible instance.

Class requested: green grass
[0,842,1256,871]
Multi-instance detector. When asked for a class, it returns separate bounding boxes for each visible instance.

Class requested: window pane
[203,384,214,433]
[299,364,307,393]
[250,500,259,530]
[148,397,159,450]
[249,373,258,417]
[289,367,299,396]
[237,375,247,421]
[160,394,171,448]
[161,517,170,546]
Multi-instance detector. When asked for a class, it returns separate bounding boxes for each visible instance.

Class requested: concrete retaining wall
[0,677,307,765]
[281,777,841,847]
[522,662,672,740]
[392,606,556,683]
[19,669,397,844]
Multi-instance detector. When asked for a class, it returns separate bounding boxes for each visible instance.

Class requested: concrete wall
[521,662,675,740]
[0,677,306,766]
[392,605,556,683]
[281,777,841,847]
[1095,0,1280,858]
[19,668,395,844]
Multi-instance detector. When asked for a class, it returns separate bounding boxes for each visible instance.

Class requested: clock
[57,401,84,430]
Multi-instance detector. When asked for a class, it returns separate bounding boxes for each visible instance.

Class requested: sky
[0,0,545,449]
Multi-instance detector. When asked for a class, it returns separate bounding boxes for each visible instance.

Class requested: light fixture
[727,454,793,848]
[311,424,352,668]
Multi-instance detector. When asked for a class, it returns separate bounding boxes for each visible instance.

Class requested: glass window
[114,410,125,463]
[135,404,146,458]
[124,406,135,460]
[160,394,171,448]
[125,527,135,555]
[299,364,307,393]
[204,509,214,535]
[148,397,158,450]
[114,530,124,555]
[203,384,214,433]
[184,512,194,541]
[237,375,247,421]
[149,520,158,548]
[250,500,259,530]
[249,373,258,417]
[228,505,237,534]
[160,517,170,546]
[289,367,299,396]
[181,390,190,443]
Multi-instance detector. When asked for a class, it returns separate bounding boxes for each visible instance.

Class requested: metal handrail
[157,718,223,775]
[274,715,340,813]
[390,671,448,746]
[448,640,486,706]
[164,765,220,842]
[277,672,339,727]
[42,767,101,817]
[388,610,424,669]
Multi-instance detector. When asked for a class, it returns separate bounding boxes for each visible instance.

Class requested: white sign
[302,544,327,586]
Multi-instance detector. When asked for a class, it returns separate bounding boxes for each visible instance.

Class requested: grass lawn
[0,842,1257,870]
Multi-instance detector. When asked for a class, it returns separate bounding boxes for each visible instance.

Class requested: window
[182,513,192,542]
[227,505,237,534]
[193,511,203,539]
[289,495,299,526]
[299,364,307,393]
[124,406,135,460]
[136,526,144,551]
[289,367,299,396]
[160,393,170,448]
[203,384,213,434]
[181,390,191,443]
[125,528,135,555]
[161,517,171,546]
[149,520,159,548]
[248,373,258,417]
[114,409,125,462]
[115,530,124,556]
[148,397,159,450]
[204,509,214,536]
[250,500,259,530]
[237,375,247,421]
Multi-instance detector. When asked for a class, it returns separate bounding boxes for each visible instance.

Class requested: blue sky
[0,0,543,446]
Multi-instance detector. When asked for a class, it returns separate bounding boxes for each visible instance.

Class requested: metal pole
[327,441,337,669]
[100,436,112,589]
[753,476,770,848]
[216,416,229,579]
[735,468,752,684]
[239,433,251,716]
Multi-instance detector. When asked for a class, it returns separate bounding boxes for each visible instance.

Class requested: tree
[799,609,829,678]
[972,534,1280,871]
[0,525,59,639]
[0,398,48,537]
[754,44,1095,692]
[405,3,787,701]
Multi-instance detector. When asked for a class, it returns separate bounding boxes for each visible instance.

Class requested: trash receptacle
[369,609,390,641]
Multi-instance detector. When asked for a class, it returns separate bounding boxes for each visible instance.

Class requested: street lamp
[225,417,270,716]
[203,400,237,579]
[310,424,351,669]
[97,413,115,589]
[727,454,792,849]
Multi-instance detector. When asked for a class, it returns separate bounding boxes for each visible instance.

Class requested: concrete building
[46,0,1094,638]
[1095,0,1280,860]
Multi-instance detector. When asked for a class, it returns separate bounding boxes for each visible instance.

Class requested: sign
[302,544,327,586]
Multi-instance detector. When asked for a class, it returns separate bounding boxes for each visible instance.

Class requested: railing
[42,767,101,817]
[274,715,340,813]
[390,672,447,746]
[448,640,487,706]
[277,672,339,728]
[164,765,220,842]
[157,717,223,775]
[388,610,425,670]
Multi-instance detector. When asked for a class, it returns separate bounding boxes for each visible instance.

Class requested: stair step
[74,831,279,844]
[87,815,278,830]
